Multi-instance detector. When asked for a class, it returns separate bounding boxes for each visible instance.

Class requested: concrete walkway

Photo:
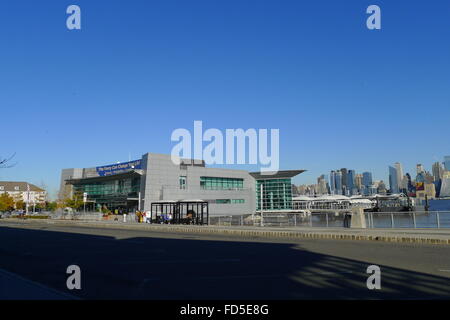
[3,218,450,245]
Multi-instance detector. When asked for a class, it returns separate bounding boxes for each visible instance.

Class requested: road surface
[1,220,450,299]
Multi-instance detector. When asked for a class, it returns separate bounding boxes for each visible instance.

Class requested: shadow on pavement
[0,225,449,300]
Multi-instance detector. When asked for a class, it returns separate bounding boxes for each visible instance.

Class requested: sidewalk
[0,268,77,300]
[3,218,450,245]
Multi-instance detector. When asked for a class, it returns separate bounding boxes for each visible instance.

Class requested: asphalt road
[1,221,450,299]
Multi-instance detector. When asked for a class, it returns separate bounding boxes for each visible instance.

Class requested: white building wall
[141,153,256,216]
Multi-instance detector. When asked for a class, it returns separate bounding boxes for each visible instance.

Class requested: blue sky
[0,0,449,198]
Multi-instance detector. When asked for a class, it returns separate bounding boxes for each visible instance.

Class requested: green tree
[15,200,25,210]
[46,201,58,212]
[0,193,15,211]
[64,191,84,210]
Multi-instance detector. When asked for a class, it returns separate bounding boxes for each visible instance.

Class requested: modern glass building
[250,171,304,211]
[60,153,305,216]
[362,172,373,187]
[389,166,400,194]
[347,170,355,195]
[444,156,450,171]
[335,170,342,194]
[66,171,142,212]
[330,171,336,194]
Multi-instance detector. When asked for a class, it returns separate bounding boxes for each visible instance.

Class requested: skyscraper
[389,166,400,194]
[440,172,450,198]
[335,170,342,194]
[317,175,328,195]
[347,170,355,195]
[330,171,336,194]
[378,181,387,194]
[432,162,444,181]
[405,173,414,192]
[341,168,348,188]
[362,172,373,187]
[394,162,403,189]
[444,156,450,171]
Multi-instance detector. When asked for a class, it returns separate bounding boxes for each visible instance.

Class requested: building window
[256,179,293,211]
[231,199,245,204]
[200,177,244,190]
[179,176,187,190]
[216,199,231,204]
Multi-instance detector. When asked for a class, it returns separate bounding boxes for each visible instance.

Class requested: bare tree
[0,153,17,169]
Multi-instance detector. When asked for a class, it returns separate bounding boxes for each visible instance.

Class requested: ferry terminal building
[59,153,304,216]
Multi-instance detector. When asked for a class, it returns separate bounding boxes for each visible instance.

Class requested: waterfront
[209,211,450,229]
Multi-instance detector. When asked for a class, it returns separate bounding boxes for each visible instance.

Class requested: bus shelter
[150,200,209,225]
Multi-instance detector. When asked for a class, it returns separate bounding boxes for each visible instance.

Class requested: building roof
[249,170,306,180]
[293,195,351,202]
[0,181,45,192]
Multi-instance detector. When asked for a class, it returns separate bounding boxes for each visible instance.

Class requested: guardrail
[208,211,450,229]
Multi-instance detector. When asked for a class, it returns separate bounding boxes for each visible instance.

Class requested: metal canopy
[249,170,306,180]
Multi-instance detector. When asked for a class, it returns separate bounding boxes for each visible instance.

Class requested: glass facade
[256,179,292,211]
[215,199,245,204]
[179,176,187,189]
[200,177,244,190]
[72,176,140,210]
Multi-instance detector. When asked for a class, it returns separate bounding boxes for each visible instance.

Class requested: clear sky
[0,0,449,198]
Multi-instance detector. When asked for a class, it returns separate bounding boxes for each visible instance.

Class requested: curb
[2,219,450,245]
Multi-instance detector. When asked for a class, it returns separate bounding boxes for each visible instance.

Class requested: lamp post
[25,184,30,215]
[260,183,264,227]
[83,192,87,213]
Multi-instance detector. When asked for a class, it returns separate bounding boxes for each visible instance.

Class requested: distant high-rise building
[317,175,328,195]
[389,166,400,194]
[341,168,348,188]
[355,174,363,190]
[394,162,403,189]
[330,171,336,194]
[416,183,436,201]
[405,173,414,192]
[335,170,342,194]
[347,170,355,195]
[432,162,444,181]
[416,172,425,183]
[400,175,409,192]
[362,172,373,187]
[444,156,450,171]
[440,172,450,198]
[377,181,387,194]
[417,164,425,174]
[425,172,434,184]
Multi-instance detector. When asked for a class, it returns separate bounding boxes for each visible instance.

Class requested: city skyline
[1,1,450,198]
[298,155,450,197]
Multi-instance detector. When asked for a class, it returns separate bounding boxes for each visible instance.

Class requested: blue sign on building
[96,160,142,176]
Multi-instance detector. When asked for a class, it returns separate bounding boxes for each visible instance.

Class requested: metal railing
[365,211,450,229]
[208,211,450,229]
